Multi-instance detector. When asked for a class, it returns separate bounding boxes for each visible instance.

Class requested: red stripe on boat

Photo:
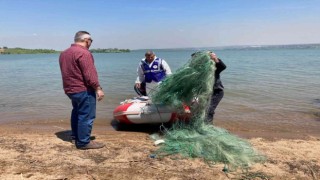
[113,103,133,124]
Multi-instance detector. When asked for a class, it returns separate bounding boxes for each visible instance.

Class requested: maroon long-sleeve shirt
[59,44,100,94]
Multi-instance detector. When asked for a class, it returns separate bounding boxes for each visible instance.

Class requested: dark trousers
[67,91,96,148]
[206,89,224,122]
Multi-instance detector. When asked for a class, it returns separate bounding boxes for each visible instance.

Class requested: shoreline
[1,119,320,179]
[0,120,320,179]
[2,116,320,140]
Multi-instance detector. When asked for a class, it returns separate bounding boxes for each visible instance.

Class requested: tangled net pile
[151,52,264,168]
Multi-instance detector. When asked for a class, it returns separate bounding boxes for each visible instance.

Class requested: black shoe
[204,119,213,125]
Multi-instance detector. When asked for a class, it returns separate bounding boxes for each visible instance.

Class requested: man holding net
[206,51,227,123]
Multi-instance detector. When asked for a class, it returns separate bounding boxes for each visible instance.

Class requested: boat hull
[113,97,190,124]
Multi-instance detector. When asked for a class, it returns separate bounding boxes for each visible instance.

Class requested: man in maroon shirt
[59,31,105,150]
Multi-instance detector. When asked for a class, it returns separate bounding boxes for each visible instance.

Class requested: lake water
[0,48,319,133]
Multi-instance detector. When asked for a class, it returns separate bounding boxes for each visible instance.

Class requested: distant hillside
[90,48,130,53]
[0,47,131,55]
[211,43,320,51]
[0,47,58,54]
[137,43,320,52]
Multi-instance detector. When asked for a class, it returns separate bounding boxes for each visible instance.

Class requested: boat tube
[113,96,190,124]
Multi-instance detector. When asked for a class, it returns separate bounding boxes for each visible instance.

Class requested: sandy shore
[0,119,320,180]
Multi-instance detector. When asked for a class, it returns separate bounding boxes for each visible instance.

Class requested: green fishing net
[151,52,264,168]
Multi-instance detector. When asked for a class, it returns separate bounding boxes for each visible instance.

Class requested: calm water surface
[0,48,319,129]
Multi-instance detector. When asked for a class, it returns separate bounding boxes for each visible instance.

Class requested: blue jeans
[67,91,96,148]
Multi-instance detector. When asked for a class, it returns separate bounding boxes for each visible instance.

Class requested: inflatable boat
[113,96,191,124]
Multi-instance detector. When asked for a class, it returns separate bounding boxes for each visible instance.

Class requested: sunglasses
[84,38,93,43]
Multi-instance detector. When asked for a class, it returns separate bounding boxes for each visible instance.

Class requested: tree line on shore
[0,47,130,54]
[0,47,58,54]
[90,48,130,53]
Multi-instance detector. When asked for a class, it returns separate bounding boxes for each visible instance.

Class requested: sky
[0,0,320,50]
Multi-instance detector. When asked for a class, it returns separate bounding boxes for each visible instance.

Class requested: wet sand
[1,118,320,179]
